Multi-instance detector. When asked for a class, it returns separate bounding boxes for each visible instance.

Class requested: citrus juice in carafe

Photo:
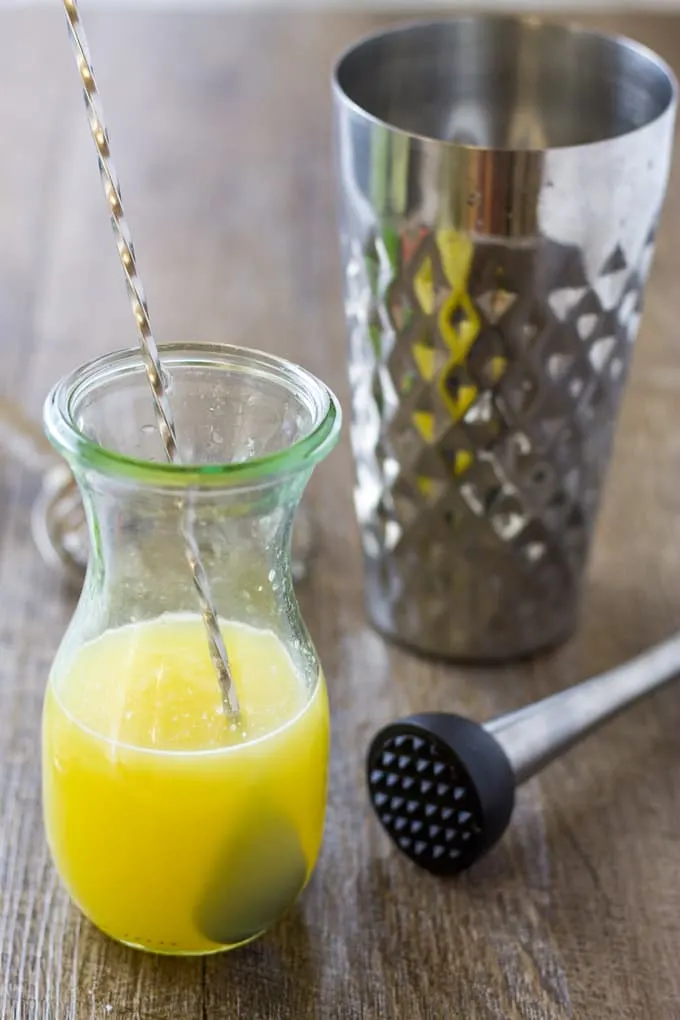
[42,613,329,954]
[41,343,340,954]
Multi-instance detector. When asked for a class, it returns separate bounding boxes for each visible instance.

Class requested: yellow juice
[42,614,329,954]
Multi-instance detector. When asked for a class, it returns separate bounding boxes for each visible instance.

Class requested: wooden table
[1,8,680,1018]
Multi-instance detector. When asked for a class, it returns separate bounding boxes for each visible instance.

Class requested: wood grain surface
[1,8,680,1019]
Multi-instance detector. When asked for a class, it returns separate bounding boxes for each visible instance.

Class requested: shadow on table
[73,902,321,1019]
[204,902,324,1016]
[578,570,680,667]
[428,568,680,715]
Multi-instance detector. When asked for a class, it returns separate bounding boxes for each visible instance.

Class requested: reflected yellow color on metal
[443,380,478,422]
[413,256,435,314]
[409,230,489,437]
[416,476,432,498]
[487,355,508,383]
[412,341,435,381]
[454,450,473,475]
[437,229,473,293]
[438,291,480,362]
[412,410,435,442]
[435,229,481,423]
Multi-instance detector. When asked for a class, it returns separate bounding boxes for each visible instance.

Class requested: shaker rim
[332,15,678,154]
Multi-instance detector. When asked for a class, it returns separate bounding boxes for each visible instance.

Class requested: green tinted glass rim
[44,342,342,488]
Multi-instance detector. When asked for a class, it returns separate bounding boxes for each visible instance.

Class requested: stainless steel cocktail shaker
[333,18,676,660]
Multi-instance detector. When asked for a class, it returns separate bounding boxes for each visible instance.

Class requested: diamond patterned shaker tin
[333,18,677,660]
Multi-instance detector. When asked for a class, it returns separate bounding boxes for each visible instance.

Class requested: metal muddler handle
[367,632,680,874]
[62,0,240,722]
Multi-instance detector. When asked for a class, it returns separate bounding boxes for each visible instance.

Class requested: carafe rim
[43,341,341,489]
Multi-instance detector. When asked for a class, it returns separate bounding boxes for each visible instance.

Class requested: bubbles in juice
[42,614,329,954]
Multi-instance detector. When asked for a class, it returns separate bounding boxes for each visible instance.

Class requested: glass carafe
[41,342,341,956]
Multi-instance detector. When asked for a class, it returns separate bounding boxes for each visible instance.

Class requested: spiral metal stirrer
[63,0,240,723]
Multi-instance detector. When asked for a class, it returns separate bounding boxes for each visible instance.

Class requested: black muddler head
[367,713,515,876]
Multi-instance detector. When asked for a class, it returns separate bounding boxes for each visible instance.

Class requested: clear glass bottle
[41,342,341,955]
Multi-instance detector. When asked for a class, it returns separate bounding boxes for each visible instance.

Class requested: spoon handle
[485,632,680,784]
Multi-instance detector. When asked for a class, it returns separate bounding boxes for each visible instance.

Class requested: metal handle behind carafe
[1,395,88,585]
[0,395,56,471]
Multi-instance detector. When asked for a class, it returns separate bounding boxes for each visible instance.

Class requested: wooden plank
[0,8,679,1019]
